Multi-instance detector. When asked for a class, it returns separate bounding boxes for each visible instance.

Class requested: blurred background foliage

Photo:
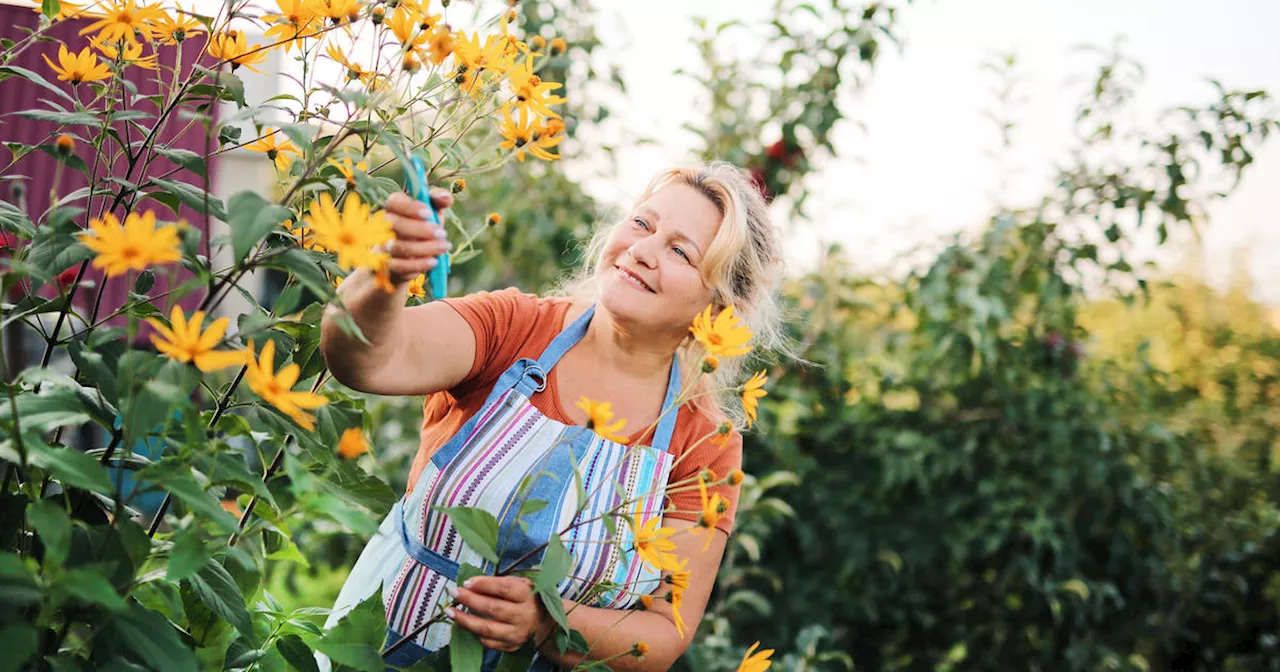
[276,1,1280,670]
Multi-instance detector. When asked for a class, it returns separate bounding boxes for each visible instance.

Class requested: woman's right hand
[384,190,455,286]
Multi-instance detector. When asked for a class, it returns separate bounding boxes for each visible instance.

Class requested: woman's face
[597,183,723,337]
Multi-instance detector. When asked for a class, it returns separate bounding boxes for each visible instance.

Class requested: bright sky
[588,0,1280,303]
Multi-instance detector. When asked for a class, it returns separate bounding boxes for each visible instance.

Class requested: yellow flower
[711,420,733,447]
[146,306,248,372]
[42,45,112,84]
[665,557,690,596]
[261,0,320,51]
[575,396,627,442]
[325,156,367,186]
[320,0,360,25]
[498,103,562,163]
[671,592,687,638]
[690,305,753,358]
[406,274,426,299]
[452,30,517,81]
[245,339,329,430]
[338,427,369,458]
[507,57,565,119]
[426,24,454,64]
[78,210,181,277]
[303,192,394,272]
[324,44,375,86]
[78,0,165,45]
[207,30,271,73]
[93,37,158,70]
[630,504,678,571]
[741,370,768,428]
[736,642,775,672]
[692,478,727,551]
[150,6,204,44]
[243,130,298,172]
[386,6,429,51]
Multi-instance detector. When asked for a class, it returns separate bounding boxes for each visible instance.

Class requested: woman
[318,161,785,670]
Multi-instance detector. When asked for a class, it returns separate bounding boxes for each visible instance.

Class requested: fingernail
[445,607,457,618]
[434,228,449,239]
[446,586,458,598]
[464,578,476,588]
[425,258,437,269]
[418,206,433,220]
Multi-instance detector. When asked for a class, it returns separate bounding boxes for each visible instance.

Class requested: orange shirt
[406,288,743,534]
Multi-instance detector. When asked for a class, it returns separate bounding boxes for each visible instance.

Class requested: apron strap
[651,355,682,452]
[536,303,595,372]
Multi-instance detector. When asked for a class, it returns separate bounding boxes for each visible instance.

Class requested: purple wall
[1,4,218,338]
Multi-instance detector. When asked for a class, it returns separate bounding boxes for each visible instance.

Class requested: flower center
[119,244,140,261]
[337,231,356,247]
[708,333,723,346]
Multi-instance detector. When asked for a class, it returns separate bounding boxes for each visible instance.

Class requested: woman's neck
[580,306,681,382]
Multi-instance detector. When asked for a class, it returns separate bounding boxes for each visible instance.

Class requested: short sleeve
[664,414,743,534]
[441,287,541,398]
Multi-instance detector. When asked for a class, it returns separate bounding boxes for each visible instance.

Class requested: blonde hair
[557,161,788,428]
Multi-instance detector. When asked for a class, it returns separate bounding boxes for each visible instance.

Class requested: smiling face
[595,183,724,337]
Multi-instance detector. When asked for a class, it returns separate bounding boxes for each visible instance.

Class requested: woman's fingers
[429,187,453,211]
[464,576,534,603]
[389,238,451,259]
[448,607,519,645]
[452,586,518,623]
[388,257,437,279]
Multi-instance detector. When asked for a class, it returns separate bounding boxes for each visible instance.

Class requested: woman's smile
[616,265,656,293]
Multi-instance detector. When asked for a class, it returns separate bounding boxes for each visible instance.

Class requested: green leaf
[189,560,254,639]
[456,561,484,587]
[25,440,114,494]
[24,206,90,288]
[28,499,71,566]
[308,590,385,672]
[276,634,319,672]
[0,66,74,104]
[154,146,207,178]
[492,644,536,672]
[534,535,570,593]
[112,602,199,671]
[134,269,155,294]
[0,625,38,672]
[58,568,128,612]
[227,191,291,265]
[279,123,314,154]
[1,388,92,434]
[449,623,483,672]
[536,585,569,636]
[270,249,335,302]
[0,553,41,606]
[145,178,226,220]
[191,65,245,108]
[138,459,238,531]
[434,506,500,564]
[518,499,547,519]
[16,109,102,128]
[165,528,210,582]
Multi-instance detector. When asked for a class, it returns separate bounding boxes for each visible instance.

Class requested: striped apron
[322,304,680,671]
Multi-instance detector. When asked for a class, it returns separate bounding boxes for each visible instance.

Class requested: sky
[586,0,1280,303]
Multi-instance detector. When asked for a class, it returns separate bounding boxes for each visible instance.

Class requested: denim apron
[322,304,680,671]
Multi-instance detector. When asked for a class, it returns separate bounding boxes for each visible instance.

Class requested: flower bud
[54,134,75,156]
[727,468,744,486]
[550,37,566,54]
[486,212,501,227]
[701,356,718,373]
[451,179,466,193]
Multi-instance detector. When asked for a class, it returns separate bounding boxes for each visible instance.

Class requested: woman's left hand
[448,576,552,652]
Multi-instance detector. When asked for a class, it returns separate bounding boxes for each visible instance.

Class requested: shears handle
[404,154,450,300]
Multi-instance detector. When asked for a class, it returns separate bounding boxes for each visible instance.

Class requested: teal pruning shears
[404,153,450,300]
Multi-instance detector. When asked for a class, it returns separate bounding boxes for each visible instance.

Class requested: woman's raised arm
[319,191,477,396]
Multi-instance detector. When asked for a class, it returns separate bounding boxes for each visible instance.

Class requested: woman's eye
[673,246,690,261]
[632,217,649,230]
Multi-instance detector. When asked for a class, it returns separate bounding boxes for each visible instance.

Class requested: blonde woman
[318,162,785,671]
